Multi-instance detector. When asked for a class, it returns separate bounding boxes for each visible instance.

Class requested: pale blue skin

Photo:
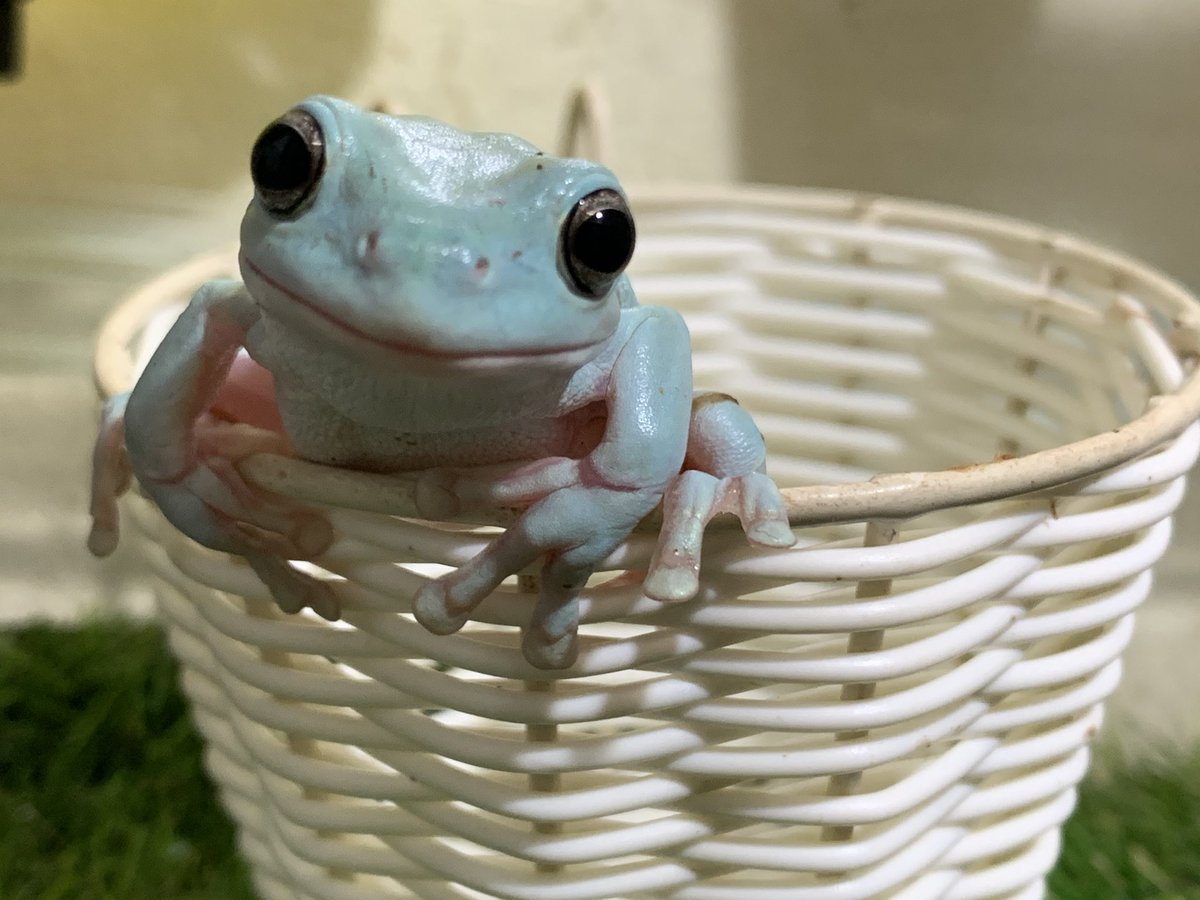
[89,96,794,669]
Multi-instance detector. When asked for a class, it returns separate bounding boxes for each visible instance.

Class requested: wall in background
[730,0,1200,292]
[0,0,736,203]
[6,0,1197,286]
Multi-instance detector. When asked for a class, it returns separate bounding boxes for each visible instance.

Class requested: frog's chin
[240,255,610,373]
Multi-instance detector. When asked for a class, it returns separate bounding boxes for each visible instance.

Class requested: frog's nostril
[355,230,382,270]
[474,256,490,277]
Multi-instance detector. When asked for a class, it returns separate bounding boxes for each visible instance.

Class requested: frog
[87,95,795,670]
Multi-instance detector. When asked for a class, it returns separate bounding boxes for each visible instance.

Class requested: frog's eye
[560,189,636,299]
[250,109,325,217]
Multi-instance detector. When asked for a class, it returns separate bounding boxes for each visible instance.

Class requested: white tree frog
[88,96,794,669]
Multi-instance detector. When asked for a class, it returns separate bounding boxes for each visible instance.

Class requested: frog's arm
[89,279,336,617]
[418,309,693,512]
[413,307,693,668]
[90,280,257,556]
[123,280,261,485]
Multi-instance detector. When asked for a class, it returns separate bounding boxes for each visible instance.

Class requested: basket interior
[631,202,1150,490]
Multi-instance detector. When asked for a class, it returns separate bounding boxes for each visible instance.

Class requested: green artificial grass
[1,620,1198,898]
[1050,749,1200,899]
[0,621,254,899]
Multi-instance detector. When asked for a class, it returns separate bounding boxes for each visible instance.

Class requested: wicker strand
[820,519,900,848]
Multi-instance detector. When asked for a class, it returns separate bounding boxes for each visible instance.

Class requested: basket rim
[93,184,1200,527]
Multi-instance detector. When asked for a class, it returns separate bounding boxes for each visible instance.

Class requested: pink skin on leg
[209,352,286,433]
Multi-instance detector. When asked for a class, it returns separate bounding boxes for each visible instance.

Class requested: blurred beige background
[733,0,1200,292]
[1,0,1197,749]
[0,0,736,201]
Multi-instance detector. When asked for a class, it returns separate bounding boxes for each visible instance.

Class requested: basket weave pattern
[100,187,1200,900]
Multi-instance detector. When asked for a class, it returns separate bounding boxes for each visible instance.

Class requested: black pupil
[252,123,312,191]
[573,208,634,274]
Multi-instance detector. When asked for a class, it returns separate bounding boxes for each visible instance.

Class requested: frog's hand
[414,307,694,669]
[644,393,795,602]
[118,279,336,617]
[415,484,664,668]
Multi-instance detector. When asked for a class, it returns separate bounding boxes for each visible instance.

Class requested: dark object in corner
[0,0,27,80]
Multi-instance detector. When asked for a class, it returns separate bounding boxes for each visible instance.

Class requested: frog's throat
[240,254,607,365]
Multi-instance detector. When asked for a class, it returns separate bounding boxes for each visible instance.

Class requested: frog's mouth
[241,255,607,366]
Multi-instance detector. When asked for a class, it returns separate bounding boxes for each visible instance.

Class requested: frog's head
[238,95,636,373]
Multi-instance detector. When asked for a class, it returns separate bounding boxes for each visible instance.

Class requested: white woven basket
[95,185,1200,900]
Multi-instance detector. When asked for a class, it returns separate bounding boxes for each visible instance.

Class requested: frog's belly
[282,398,607,473]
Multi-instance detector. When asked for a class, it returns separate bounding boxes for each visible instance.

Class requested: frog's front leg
[413,308,694,669]
[644,393,795,602]
[88,279,336,618]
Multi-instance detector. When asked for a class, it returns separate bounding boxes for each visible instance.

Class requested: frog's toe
[413,580,472,635]
[87,521,120,558]
[246,553,340,619]
[414,469,462,520]
[523,627,579,670]
[88,480,128,556]
[747,517,796,548]
[643,563,701,604]
[413,561,512,634]
[87,392,132,558]
[521,560,586,669]
[306,580,341,621]
[290,514,335,556]
[736,473,796,549]
[646,470,718,603]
